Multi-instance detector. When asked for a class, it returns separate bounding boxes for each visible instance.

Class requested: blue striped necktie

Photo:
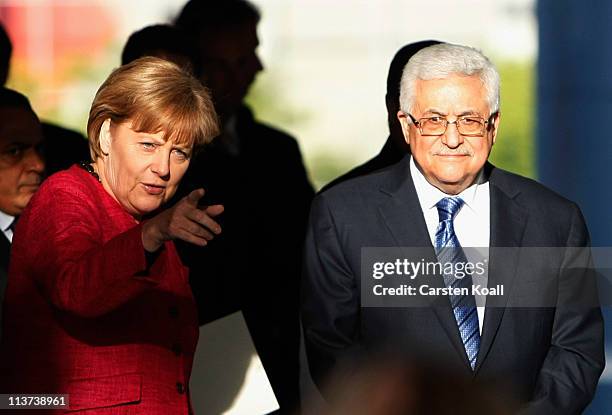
[434,197,480,370]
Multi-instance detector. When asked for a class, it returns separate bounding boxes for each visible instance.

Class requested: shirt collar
[410,156,486,212]
[0,210,15,232]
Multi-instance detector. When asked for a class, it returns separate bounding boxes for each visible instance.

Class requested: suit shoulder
[491,167,582,225]
[321,155,395,193]
[252,120,296,142]
[317,163,396,205]
[252,122,303,156]
[237,108,301,150]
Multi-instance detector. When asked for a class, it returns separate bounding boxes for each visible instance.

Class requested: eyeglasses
[406,112,497,137]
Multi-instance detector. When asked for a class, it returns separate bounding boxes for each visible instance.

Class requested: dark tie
[8,217,17,233]
[435,197,480,370]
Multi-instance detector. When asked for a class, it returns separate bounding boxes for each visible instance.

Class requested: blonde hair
[87,56,219,160]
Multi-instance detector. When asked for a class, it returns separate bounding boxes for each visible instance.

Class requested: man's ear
[99,119,111,155]
[491,112,500,145]
[397,111,411,146]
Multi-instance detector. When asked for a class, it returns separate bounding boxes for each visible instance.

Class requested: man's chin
[12,200,31,216]
[18,184,40,192]
[17,188,38,202]
[433,177,473,195]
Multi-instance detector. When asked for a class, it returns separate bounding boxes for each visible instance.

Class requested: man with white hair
[301,43,603,413]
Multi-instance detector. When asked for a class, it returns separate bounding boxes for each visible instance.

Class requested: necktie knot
[436,197,464,223]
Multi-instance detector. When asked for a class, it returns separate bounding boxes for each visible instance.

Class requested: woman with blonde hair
[1,57,221,414]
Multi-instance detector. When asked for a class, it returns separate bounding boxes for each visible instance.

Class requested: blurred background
[1,0,610,412]
[0,0,536,189]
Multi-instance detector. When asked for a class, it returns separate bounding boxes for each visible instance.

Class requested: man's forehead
[198,24,259,58]
[413,75,488,110]
[414,74,485,90]
[0,105,39,122]
[0,107,43,144]
[0,134,43,147]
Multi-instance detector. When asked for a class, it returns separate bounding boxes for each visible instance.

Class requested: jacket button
[168,306,179,318]
[172,343,182,356]
[176,382,185,394]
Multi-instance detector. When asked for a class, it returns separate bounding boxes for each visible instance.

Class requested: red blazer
[1,165,199,414]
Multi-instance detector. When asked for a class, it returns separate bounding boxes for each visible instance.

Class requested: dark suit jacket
[301,156,604,414]
[41,122,90,176]
[0,232,8,278]
[0,233,9,339]
[321,136,404,192]
[177,105,314,413]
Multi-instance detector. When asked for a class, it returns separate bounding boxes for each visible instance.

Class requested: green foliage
[490,61,535,179]
[307,153,355,191]
[244,71,311,128]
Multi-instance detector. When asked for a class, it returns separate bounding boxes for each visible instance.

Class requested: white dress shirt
[0,210,15,243]
[410,157,490,333]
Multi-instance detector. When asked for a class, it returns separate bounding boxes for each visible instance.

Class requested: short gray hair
[399,43,500,116]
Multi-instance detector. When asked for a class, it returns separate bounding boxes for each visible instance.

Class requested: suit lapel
[377,160,432,253]
[377,157,472,368]
[0,233,10,274]
[0,234,10,309]
[474,165,528,371]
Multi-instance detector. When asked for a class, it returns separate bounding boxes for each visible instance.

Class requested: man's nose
[254,52,263,73]
[25,147,45,174]
[442,121,464,148]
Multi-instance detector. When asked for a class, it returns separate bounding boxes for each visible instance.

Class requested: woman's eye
[141,142,156,150]
[172,149,189,161]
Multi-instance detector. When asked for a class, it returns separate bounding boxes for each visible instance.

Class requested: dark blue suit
[302,156,604,414]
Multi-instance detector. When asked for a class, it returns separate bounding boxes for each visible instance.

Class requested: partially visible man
[0,24,11,86]
[175,1,314,413]
[302,43,603,414]
[0,87,45,336]
[322,40,439,191]
[121,24,198,72]
[176,0,263,122]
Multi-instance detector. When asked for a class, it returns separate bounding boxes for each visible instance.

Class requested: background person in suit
[0,24,11,86]
[121,24,198,73]
[321,40,440,191]
[175,1,314,413]
[0,87,45,339]
[1,58,222,413]
[301,43,604,414]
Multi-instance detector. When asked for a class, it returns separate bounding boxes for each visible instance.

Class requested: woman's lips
[142,183,165,195]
